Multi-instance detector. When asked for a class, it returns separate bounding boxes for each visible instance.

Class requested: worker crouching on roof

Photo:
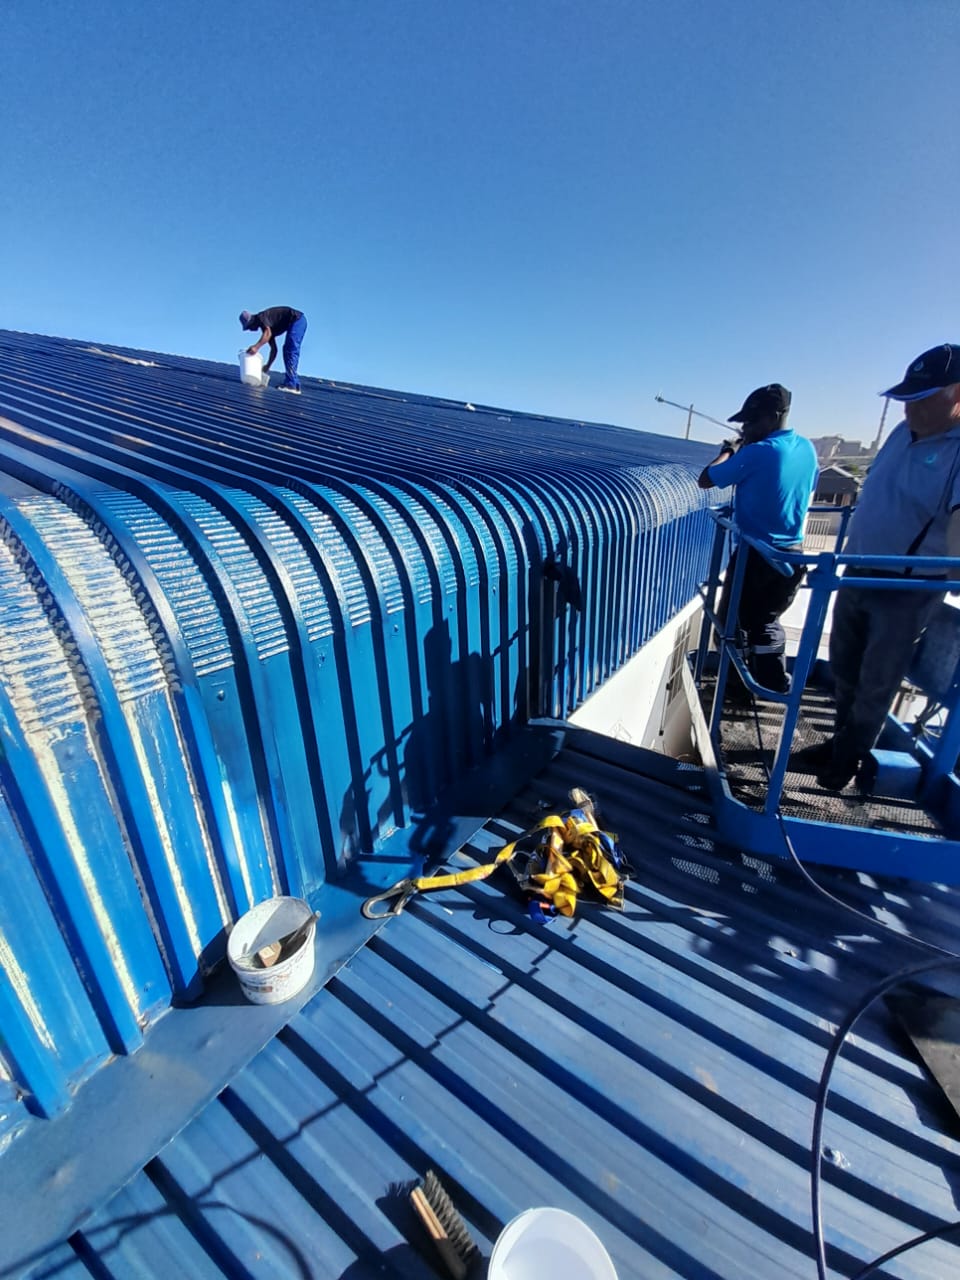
[698,383,818,695]
[240,306,307,394]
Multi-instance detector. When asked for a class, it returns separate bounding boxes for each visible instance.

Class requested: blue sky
[4,1,958,442]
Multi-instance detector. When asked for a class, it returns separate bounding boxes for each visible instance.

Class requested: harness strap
[407,835,523,893]
[362,803,628,921]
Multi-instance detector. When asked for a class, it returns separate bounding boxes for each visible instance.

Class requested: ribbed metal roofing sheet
[22,727,960,1280]
[0,329,720,1139]
[12,333,957,1279]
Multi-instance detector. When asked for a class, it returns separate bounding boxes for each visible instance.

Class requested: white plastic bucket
[227,896,317,1004]
[489,1208,617,1280]
[239,349,263,386]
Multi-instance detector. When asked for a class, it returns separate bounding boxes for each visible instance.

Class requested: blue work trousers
[281,314,308,389]
[828,579,942,759]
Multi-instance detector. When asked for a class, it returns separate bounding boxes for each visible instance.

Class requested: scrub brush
[409,1169,481,1279]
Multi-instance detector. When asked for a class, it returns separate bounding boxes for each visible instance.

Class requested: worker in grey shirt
[809,344,960,790]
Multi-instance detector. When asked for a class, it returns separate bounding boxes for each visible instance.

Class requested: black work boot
[816,740,860,792]
[791,738,835,772]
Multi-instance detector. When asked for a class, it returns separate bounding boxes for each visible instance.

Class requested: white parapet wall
[569,598,702,758]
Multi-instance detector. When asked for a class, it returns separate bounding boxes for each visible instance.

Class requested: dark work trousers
[828,579,942,762]
[717,546,805,692]
[281,313,308,390]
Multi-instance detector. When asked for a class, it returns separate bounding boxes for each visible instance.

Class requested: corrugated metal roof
[0,329,720,1138]
[28,727,960,1280]
[8,331,959,1280]
[0,330,709,472]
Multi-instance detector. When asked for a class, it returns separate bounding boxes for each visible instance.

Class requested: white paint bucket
[489,1208,617,1280]
[239,349,263,386]
[227,896,317,1004]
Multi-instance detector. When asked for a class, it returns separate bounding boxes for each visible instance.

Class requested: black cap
[881,344,960,401]
[728,383,792,424]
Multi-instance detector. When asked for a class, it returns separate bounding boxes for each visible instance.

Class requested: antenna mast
[872,398,890,452]
[653,395,728,440]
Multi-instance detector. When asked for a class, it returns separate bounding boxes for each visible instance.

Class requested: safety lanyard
[361,808,628,922]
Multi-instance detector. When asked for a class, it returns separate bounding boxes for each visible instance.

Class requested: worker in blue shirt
[240,307,307,394]
[808,344,960,791]
[698,383,819,694]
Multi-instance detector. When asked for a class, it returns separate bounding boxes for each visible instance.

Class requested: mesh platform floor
[700,676,943,838]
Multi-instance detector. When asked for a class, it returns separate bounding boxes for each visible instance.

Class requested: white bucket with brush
[227,896,317,1004]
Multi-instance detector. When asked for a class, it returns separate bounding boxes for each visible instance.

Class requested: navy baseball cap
[239,310,253,329]
[728,383,792,423]
[881,344,960,401]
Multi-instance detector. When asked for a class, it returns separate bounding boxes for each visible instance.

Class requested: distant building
[810,437,881,484]
[812,435,845,462]
[815,463,859,507]
[811,435,875,465]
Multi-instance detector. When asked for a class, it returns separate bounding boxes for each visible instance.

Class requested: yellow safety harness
[362,802,629,923]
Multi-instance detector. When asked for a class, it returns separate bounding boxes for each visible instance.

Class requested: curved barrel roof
[0,330,715,1124]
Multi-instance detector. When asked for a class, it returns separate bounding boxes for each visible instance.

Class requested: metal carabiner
[361,877,418,920]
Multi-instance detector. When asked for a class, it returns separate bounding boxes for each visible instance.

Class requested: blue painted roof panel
[10,331,954,1279]
[29,728,960,1280]
[0,330,721,1118]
